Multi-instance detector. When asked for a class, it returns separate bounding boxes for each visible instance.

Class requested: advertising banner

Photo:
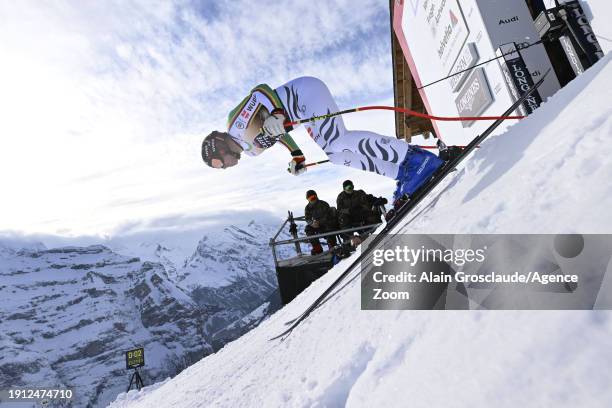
[449,42,479,92]
[453,68,494,127]
[497,43,543,115]
[421,0,470,72]
[395,0,560,144]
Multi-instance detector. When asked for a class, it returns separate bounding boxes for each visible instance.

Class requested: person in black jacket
[304,190,338,255]
[336,180,386,236]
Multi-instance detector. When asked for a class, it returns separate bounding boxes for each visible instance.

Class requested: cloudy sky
[0,0,403,239]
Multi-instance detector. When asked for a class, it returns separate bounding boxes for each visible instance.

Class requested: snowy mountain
[0,221,292,407]
[107,222,295,348]
[0,244,207,407]
[177,223,293,349]
[109,55,612,407]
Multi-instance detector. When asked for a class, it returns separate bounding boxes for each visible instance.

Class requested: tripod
[127,369,145,392]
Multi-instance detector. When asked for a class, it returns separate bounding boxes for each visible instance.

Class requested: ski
[270,71,549,341]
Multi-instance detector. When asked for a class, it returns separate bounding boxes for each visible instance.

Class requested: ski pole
[378,205,387,217]
[419,145,476,149]
[286,159,329,174]
[284,106,524,128]
[304,160,330,168]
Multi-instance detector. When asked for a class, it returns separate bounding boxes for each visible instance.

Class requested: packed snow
[110,55,612,408]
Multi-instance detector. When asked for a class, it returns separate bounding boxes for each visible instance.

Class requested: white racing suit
[227,76,443,198]
[276,76,443,197]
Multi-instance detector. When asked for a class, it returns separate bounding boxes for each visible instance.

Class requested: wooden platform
[389,0,435,142]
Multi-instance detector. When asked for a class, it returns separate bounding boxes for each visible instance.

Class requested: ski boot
[386,148,443,222]
[437,139,463,162]
[394,147,443,199]
[386,191,409,222]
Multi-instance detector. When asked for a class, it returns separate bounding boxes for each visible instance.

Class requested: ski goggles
[307,194,317,202]
[343,184,354,192]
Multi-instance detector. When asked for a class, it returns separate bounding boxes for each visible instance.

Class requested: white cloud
[0,0,399,238]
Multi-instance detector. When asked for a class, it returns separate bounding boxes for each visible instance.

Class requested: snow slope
[110,56,612,408]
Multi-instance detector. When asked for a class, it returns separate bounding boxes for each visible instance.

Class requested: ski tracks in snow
[306,342,376,407]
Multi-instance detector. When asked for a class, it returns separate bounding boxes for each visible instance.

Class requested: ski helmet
[201,131,240,168]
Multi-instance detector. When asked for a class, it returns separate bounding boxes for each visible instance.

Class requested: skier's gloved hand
[288,150,306,176]
[262,111,287,138]
[288,156,306,176]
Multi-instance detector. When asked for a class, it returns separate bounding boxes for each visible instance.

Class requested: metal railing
[269,210,383,267]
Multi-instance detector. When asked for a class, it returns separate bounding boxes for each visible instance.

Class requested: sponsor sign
[499,63,525,116]
[561,1,604,61]
[235,118,246,129]
[474,0,561,98]
[421,0,469,71]
[454,68,493,128]
[396,0,560,143]
[498,15,519,25]
[498,43,542,115]
[449,42,479,92]
[560,35,585,75]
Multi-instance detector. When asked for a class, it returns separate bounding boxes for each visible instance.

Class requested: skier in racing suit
[201,77,456,199]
